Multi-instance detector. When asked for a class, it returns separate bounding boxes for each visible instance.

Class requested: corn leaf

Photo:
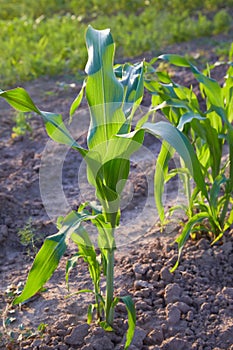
[158,54,191,67]
[71,226,101,286]
[210,175,227,211]
[85,129,144,223]
[0,87,86,155]
[117,62,144,119]
[0,87,40,113]
[224,201,233,231]
[158,54,227,123]
[143,121,208,199]
[69,78,86,122]
[170,212,210,272]
[13,211,100,305]
[121,295,136,350]
[65,254,79,289]
[85,25,125,149]
[227,125,233,191]
[177,112,206,131]
[154,141,174,222]
[191,118,222,179]
[93,215,116,249]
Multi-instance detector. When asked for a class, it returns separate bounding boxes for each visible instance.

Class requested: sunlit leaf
[121,295,136,350]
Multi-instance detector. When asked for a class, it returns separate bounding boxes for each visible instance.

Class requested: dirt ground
[0,37,233,350]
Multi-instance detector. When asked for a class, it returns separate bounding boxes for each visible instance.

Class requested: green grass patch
[0,0,232,87]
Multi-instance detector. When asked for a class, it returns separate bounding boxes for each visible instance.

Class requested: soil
[0,37,233,350]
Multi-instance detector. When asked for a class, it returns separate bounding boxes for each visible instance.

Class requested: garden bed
[0,46,232,349]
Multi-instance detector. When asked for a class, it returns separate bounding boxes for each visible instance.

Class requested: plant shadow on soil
[0,43,233,349]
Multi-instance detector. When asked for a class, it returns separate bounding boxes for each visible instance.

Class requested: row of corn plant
[0,26,230,347]
[144,51,233,269]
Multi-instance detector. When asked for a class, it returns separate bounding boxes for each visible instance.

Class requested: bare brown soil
[0,40,232,350]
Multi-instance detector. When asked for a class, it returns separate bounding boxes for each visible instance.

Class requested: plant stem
[94,281,101,321]
[105,248,114,326]
[220,193,230,228]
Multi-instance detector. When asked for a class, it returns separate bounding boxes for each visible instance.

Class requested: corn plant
[0,26,211,346]
[144,54,233,269]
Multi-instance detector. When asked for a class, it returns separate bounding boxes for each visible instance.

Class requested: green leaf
[71,224,101,283]
[13,211,93,305]
[85,129,144,224]
[13,231,67,305]
[85,25,125,148]
[42,111,84,151]
[170,212,209,272]
[87,304,95,324]
[65,254,79,290]
[99,321,113,331]
[69,79,86,122]
[224,203,233,231]
[210,175,227,211]
[159,54,227,122]
[118,62,144,118]
[177,112,206,131]
[154,141,174,223]
[121,295,136,350]
[227,125,233,191]
[0,87,87,155]
[0,87,40,113]
[94,214,116,249]
[158,54,191,67]
[66,289,94,297]
[193,118,222,179]
[143,121,208,199]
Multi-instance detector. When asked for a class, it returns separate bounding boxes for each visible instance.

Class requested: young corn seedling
[0,26,208,346]
[144,54,233,269]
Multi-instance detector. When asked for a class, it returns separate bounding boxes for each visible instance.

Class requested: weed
[17,218,38,255]
[11,111,32,139]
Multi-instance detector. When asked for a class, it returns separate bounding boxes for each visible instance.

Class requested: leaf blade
[143,121,208,199]
[121,295,136,350]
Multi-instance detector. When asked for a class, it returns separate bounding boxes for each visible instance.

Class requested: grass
[0,0,232,88]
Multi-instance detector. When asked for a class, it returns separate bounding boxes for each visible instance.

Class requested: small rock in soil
[144,327,164,345]
[222,286,233,299]
[216,326,233,349]
[186,310,194,321]
[133,263,149,276]
[134,280,152,290]
[181,294,193,305]
[166,304,181,326]
[164,283,182,304]
[57,345,69,350]
[81,345,94,350]
[135,300,152,311]
[221,241,232,254]
[160,266,173,283]
[161,336,192,350]
[173,301,190,314]
[92,335,114,350]
[64,323,90,346]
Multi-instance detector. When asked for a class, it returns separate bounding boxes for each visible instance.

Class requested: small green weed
[17,218,38,255]
[11,111,32,139]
